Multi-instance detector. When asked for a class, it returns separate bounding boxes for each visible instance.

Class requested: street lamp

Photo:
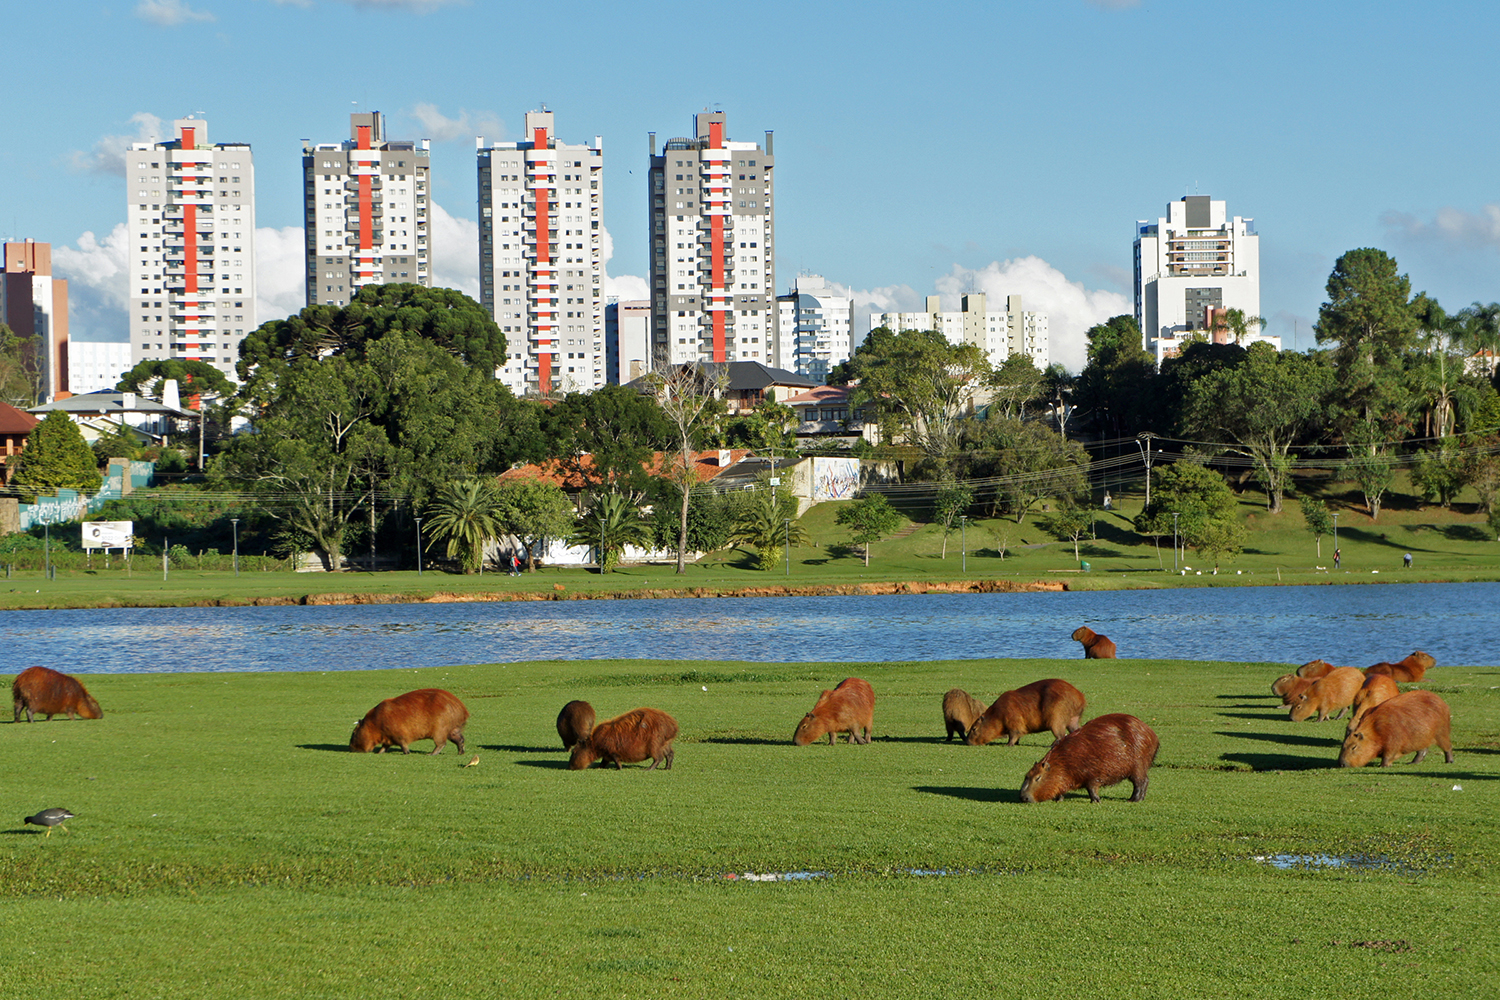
[43,523,50,580]
[1136,432,1157,508]
[784,518,791,577]
[1332,512,1339,568]
[1170,512,1180,573]
[960,515,967,573]
[231,518,240,576]
[415,517,424,576]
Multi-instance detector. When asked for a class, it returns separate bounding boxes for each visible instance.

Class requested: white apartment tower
[477,110,604,395]
[775,274,853,382]
[872,294,1049,368]
[648,112,775,369]
[303,112,431,307]
[127,118,256,380]
[1134,195,1272,361]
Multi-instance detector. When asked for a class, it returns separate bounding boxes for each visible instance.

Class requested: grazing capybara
[556,699,596,749]
[793,677,875,746]
[1272,674,1315,704]
[12,666,103,722]
[1364,651,1435,683]
[1019,713,1159,803]
[1296,659,1337,680]
[349,688,468,754]
[1071,626,1117,659]
[1339,690,1453,768]
[1288,666,1364,722]
[1348,674,1401,730]
[942,688,986,741]
[568,707,678,770]
[964,679,1085,747]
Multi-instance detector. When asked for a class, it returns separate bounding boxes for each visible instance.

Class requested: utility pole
[1136,432,1157,508]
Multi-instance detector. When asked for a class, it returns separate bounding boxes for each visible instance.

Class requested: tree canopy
[842,326,991,461]
[10,410,103,503]
[1074,315,1155,436]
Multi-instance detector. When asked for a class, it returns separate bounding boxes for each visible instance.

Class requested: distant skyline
[4,0,1496,373]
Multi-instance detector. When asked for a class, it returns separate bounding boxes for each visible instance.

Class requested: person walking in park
[1403,552,1413,570]
[1334,548,1341,570]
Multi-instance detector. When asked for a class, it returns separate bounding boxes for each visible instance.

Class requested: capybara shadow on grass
[350,688,468,755]
[12,666,102,722]
[793,678,874,746]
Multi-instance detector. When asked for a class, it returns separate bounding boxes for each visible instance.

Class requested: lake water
[6,581,1496,674]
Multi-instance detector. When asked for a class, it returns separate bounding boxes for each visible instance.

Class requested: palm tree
[1413,296,1480,439]
[425,479,501,574]
[727,487,809,570]
[569,492,654,573]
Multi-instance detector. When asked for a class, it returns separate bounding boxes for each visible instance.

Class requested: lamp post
[960,515,967,573]
[43,523,50,580]
[784,518,791,577]
[1170,512,1180,573]
[1136,432,1156,509]
[1332,511,1339,568]
[231,518,240,576]
[415,517,424,576]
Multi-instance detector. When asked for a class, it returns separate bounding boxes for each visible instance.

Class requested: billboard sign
[82,521,134,550]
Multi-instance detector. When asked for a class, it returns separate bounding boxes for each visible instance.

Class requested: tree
[1410,447,1469,509]
[726,485,807,571]
[932,479,974,558]
[9,410,103,503]
[646,364,727,573]
[835,493,903,566]
[723,398,799,461]
[987,353,1046,419]
[962,416,1090,522]
[1182,342,1332,512]
[1041,498,1095,564]
[1409,295,1481,440]
[117,358,239,469]
[0,323,42,407]
[1041,363,1076,437]
[424,479,500,574]
[543,386,671,497]
[493,478,574,572]
[1134,462,1243,570]
[843,327,991,461]
[1300,497,1333,559]
[1074,315,1156,436]
[568,492,653,573]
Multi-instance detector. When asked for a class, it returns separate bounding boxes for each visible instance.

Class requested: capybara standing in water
[1288,666,1365,722]
[1364,651,1435,683]
[556,699,596,749]
[793,677,875,746]
[568,707,678,770]
[350,688,468,754]
[1339,690,1453,768]
[1347,674,1401,731]
[942,688,987,741]
[964,679,1085,747]
[12,666,103,722]
[1071,626,1117,659]
[1020,713,1159,803]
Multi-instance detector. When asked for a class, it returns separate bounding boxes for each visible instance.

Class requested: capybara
[1288,666,1364,722]
[793,677,875,746]
[349,688,468,754]
[964,678,1085,747]
[1272,674,1315,705]
[1071,626,1117,659]
[1296,659,1337,679]
[942,688,986,741]
[568,707,678,770]
[556,699,596,749]
[1363,651,1435,683]
[1339,690,1453,768]
[1019,713,1159,803]
[1347,674,1401,730]
[12,666,103,722]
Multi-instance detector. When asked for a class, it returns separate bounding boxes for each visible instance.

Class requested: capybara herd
[12,666,102,722]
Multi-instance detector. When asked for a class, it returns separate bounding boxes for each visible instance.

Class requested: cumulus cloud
[933,256,1132,373]
[408,102,505,144]
[253,225,309,325]
[595,225,645,301]
[429,201,479,298]
[135,0,215,25]
[52,225,131,343]
[69,113,166,176]
[1381,204,1500,252]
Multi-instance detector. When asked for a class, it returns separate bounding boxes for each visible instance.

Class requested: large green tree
[10,410,102,503]
[1134,462,1244,570]
[987,353,1046,420]
[493,478,575,572]
[568,492,653,573]
[726,485,806,571]
[543,385,671,497]
[835,492,904,566]
[0,323,42,407]
[1074,315,1156,436]
[841,326,991,462]
[961,415,1090,522]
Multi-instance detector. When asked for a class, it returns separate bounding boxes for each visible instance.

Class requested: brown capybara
[942,688,986,741]
[793,677,875,746]
[1071,626,1117,659]
[350,688,468,755]
[1364,651,1435,683]
[1347,674,1401,730]
[1296,659,1337,679]
[556,699,596,749]
[568,707,678,770]
[1288,666,1364,722]
[1272,674,1315,705]
[1019,713,1159,803]
[12,666,103,722]
[964,678,1084,747]
[1339,690,1453,768]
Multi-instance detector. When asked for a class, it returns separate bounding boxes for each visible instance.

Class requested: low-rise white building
[871,293,1048,368]
[775,273,853,382]
[68,341,134,396]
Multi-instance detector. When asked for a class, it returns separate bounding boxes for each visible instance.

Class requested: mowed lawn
[3,656,1498,999]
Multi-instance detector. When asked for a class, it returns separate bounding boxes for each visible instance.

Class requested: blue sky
[4,0,1496,371]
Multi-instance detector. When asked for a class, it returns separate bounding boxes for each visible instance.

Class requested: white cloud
[933,256,1132,373]
[429,201,479,298]
[135,0,215,26]
[69,113,166,176]
[253,225,309,325]
[598,225,647,301]
[1381,205,1500,252]
[408,102,505,144]
[52,225,131,343]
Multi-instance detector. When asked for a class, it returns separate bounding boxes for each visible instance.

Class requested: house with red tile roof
[0,401,38,484]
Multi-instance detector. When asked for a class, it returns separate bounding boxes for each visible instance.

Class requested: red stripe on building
[709,121,726,362]
[534,126,553,394]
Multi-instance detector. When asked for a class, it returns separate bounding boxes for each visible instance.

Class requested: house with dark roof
[626,361,818,415]
[28,390,193,447]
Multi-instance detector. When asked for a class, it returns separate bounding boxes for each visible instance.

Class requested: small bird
[25,808,75,837]
[461,755,479,768]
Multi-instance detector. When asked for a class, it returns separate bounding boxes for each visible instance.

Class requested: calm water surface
[5,581,1497,674]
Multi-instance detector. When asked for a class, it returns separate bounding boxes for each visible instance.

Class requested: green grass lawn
[3,656,1497,998]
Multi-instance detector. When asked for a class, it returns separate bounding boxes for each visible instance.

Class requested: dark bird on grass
[24,808,75,837]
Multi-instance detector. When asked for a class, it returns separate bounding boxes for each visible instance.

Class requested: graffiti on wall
[811,457,861,501]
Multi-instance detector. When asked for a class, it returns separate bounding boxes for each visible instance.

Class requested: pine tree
[10,411,103,503]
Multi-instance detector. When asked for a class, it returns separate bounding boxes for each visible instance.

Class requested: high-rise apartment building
[1,241,68,400]
[127,117,256,380]
[605,299,651,385]
[648,112,775,369]
[872,294,1049,368]
[477,110,603,395]
[1134,195,1271,361]
[303,112,431,308]
[775,274,853,382]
